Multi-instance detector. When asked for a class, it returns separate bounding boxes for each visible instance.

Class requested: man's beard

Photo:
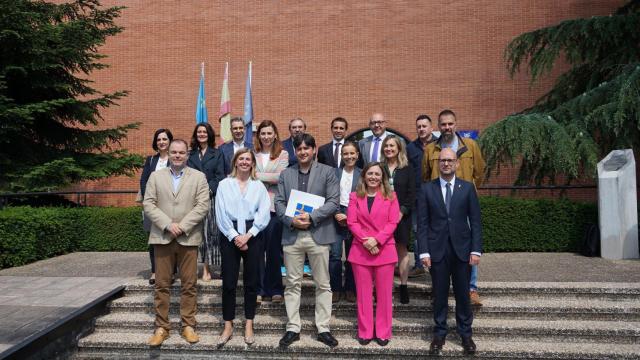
[442,132,454,143]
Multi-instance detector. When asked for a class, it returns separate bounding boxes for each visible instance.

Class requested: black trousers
[430,238,473,338]
[221,220,260,321]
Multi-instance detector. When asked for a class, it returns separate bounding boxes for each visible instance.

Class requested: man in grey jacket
[274,133,340,349]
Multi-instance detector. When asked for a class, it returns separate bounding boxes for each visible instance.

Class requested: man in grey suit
[358,112,388,167]
[274,133,340,349]
[143,139,210,346]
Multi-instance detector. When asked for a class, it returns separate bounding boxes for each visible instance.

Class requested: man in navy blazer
[317,117,348,168]
[281,117,306,168]
[417,148,482,355]
[219,117,252,175]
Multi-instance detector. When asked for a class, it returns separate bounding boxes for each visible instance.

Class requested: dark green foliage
[0,206,147,268]
[0,198,598,269]
[480,197,597,252]
[480,0,640,184]
[75,207,147,251]
[0,0,143,191]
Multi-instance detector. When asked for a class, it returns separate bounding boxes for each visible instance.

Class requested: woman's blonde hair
[229,148,258,180]
[381,135,408,169]
[355,162,394,200]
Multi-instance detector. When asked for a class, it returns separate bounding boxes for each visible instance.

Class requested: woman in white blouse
[215,148,271,347]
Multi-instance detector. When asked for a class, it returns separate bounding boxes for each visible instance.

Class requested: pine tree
[0,0,142,192]
[479,0,640,184]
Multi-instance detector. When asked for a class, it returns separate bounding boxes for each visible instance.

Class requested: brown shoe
[408,267,426,278]
[470,290,483,306]
[345,291,356,303]
[181,326,199,344]
[148,327,169,346]
[272,294,284,303]
[332,292,342,303]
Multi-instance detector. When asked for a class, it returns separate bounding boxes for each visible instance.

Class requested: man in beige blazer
[143,139,210,346]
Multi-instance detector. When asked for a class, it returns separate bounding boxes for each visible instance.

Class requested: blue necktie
[371,137,381,162]
[445,182,452,214]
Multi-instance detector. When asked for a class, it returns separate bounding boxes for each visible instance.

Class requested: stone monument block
[597,149,638,260]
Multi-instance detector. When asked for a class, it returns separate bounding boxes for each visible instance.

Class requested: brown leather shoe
[181,326,199,344]
[470,290,483,306]
[332,291,342,303]
[148,327,169,346]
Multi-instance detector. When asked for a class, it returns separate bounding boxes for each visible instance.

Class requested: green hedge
[0,197,598,269]
[480,197,596,252]
[0,206,147,269]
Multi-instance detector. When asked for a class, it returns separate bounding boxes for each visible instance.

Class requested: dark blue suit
[219,141,253,175]
[417,177,482,338]
[317,141,339,168]
[187,147,225,196]
[281,137,297,168]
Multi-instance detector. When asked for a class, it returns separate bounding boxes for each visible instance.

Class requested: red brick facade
[79,0,622,206]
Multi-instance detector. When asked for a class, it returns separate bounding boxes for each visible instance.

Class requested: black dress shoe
[461,336,476,355]
[430,336,446,355]
[399,284,410,304]
[148,278,155,285]
[279,331,300,348]
[357,337,371,345]
[317,332,338,348]
[375,338,389,346]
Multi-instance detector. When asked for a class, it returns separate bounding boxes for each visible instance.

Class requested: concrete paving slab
[0,275,127,358]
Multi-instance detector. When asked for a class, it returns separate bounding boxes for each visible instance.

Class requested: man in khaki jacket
[422,109,486,306]
[143,139,210,346]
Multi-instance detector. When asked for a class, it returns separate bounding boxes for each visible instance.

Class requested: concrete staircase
[75,279,640,359]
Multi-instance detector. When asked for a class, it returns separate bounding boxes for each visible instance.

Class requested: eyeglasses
[370,121,386,126]
[439,159,456,163]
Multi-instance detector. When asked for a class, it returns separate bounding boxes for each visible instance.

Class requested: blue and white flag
[459,130,479,140]
[196,62,208,123]
[243,61,253,147]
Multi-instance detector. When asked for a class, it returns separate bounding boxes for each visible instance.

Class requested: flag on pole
[195,62,208,123]
[243,61,253,147]
[219,62,232,142]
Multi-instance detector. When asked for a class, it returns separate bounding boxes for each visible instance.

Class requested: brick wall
[79,0,623,206]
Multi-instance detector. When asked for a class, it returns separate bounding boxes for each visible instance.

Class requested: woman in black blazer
[187,123,225,281]
[381,135,415,304]
[332,141,361,303]
[140,128,173,285]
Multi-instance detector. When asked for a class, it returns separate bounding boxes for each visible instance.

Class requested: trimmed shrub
[480,197,597,252]
[0,197,598,269]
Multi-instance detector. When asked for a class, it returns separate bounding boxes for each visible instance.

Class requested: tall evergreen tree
[479,0,640,184]
[0,0,142,192]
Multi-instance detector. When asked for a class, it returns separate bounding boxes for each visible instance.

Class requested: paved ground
[0,251,639,356]
[1,251,639,282]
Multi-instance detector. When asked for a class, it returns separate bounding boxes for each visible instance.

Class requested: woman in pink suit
[347,162,400,346]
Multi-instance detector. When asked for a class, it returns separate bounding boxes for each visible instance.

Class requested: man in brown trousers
[143,139,210,346]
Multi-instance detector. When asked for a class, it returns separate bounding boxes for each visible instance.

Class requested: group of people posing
[140,109,485,355]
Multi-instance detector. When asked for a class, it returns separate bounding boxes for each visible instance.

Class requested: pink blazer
[347,191,400,266]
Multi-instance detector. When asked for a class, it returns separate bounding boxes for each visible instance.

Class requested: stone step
[92,312,640,343]
[107,294,640,321]
[75,331,640,359]
[123,279,640,301]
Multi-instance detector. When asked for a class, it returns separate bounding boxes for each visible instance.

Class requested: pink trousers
[351,262,395,340]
